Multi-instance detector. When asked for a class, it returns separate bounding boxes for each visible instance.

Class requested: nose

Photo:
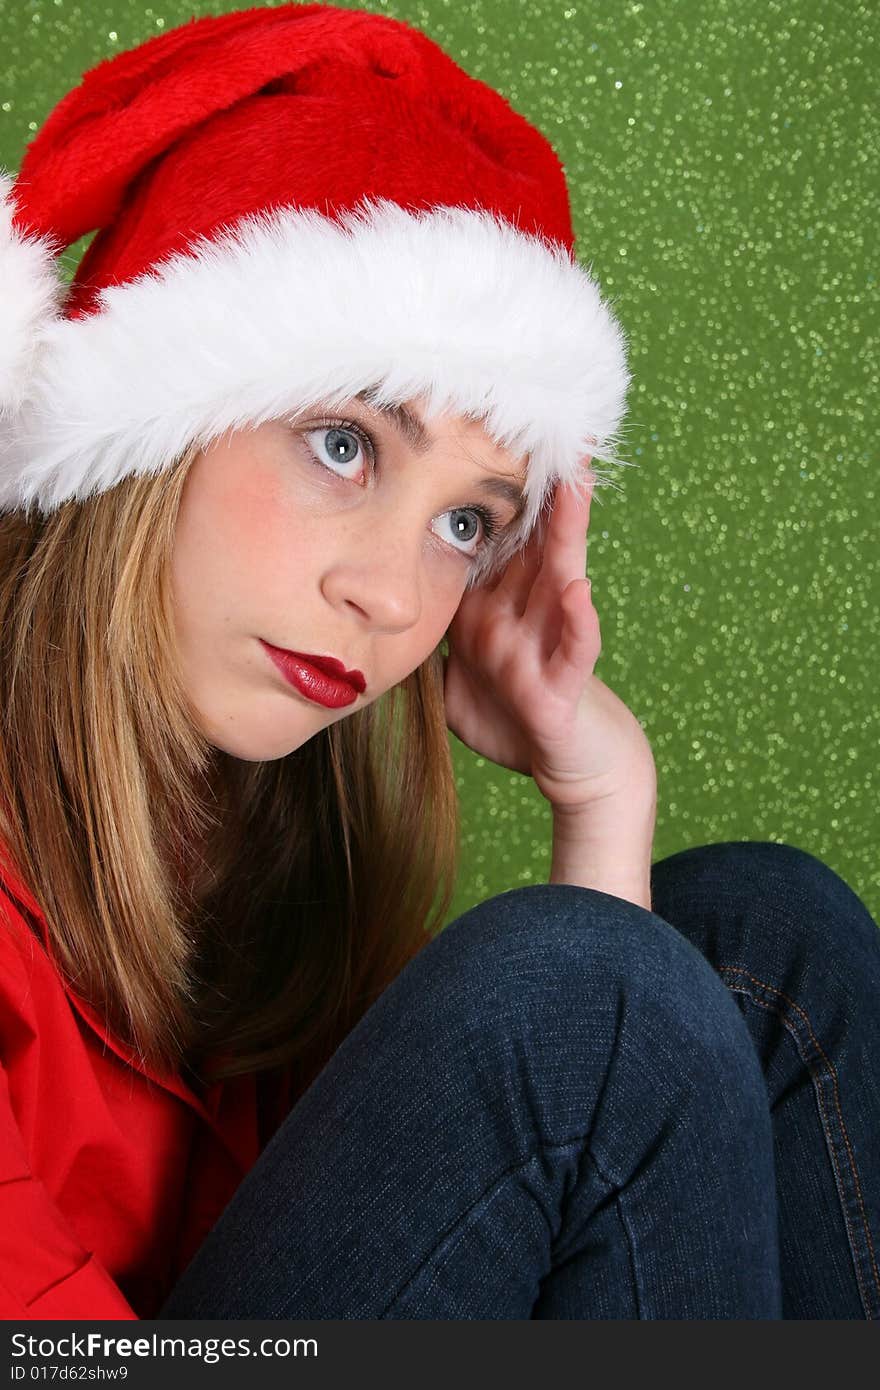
[320,526,424,633]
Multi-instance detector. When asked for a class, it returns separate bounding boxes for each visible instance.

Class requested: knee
[651,839,879,973]
[423,882,761,1080]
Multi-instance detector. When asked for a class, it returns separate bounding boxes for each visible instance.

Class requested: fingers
[521,471,594,635]
[483,511,547,614]
[547,575,602,688]
[488,461,595,619]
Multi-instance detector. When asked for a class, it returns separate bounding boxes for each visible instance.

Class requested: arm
[549,786,657,911]
[0,1058,139,1320]
[443,474,660,915]
[0,890,139,1320]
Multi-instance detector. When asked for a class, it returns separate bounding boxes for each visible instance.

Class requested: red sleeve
[0,882,138,1320]
[0,1060,138,1320]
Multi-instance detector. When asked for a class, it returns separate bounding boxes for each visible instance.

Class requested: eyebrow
[354,389,527,521]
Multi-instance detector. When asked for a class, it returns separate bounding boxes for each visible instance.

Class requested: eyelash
[299,415,504,560]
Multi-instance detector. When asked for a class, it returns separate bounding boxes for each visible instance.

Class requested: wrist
[548,792,656,911]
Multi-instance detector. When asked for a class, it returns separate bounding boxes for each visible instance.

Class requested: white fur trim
[0,196,630,547]
[0,171,68,420]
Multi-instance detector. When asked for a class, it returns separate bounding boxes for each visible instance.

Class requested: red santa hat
[0,1,630,558]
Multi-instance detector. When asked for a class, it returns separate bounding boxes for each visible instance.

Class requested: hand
[442,466,657,815]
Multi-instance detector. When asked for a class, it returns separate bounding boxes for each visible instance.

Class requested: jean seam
[718,961,879,1319]
[549,1140,643,1319]
[378,1133,617,1318]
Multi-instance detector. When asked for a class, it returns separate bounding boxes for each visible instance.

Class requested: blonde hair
[0,442,459,1088]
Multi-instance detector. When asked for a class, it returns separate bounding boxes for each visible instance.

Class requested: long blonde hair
[0,442,459,1089]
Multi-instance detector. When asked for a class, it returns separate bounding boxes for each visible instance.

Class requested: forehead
[353,388,527,476]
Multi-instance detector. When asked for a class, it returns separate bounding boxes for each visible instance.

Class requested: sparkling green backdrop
[1,0,877,926]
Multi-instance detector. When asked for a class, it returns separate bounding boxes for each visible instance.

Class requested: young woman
[0,3,877,1321]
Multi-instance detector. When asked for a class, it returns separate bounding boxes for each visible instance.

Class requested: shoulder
[0,882,39,951]
[0,879,52,1017]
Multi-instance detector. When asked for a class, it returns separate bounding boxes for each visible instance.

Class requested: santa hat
[0,1,631,552]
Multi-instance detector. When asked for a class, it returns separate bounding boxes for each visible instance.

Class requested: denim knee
[413,882,770,1125]
[651,840,880,1006]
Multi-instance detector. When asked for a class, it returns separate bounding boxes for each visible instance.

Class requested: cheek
[172,454,312,632]
[419,575,468,651]
[221,484,299,593]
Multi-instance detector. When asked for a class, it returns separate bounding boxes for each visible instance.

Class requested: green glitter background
[1,0,877,927]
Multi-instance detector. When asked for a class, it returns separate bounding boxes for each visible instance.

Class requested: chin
[209,735,312,762]
[197,711,321,763]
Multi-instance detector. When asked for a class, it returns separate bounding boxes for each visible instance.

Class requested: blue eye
[302,422,373,478]
[300,417,504,564]
[435,508,498,559]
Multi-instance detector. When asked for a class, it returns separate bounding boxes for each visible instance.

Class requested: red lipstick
[259,639,366,709]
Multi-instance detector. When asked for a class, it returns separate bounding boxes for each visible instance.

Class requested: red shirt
[0,856,295,1320]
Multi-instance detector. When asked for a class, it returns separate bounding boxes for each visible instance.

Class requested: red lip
[259,640,366,709]
[295,651,367,691]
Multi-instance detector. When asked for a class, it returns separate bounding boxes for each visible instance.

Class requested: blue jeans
[160,841,880,1319]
